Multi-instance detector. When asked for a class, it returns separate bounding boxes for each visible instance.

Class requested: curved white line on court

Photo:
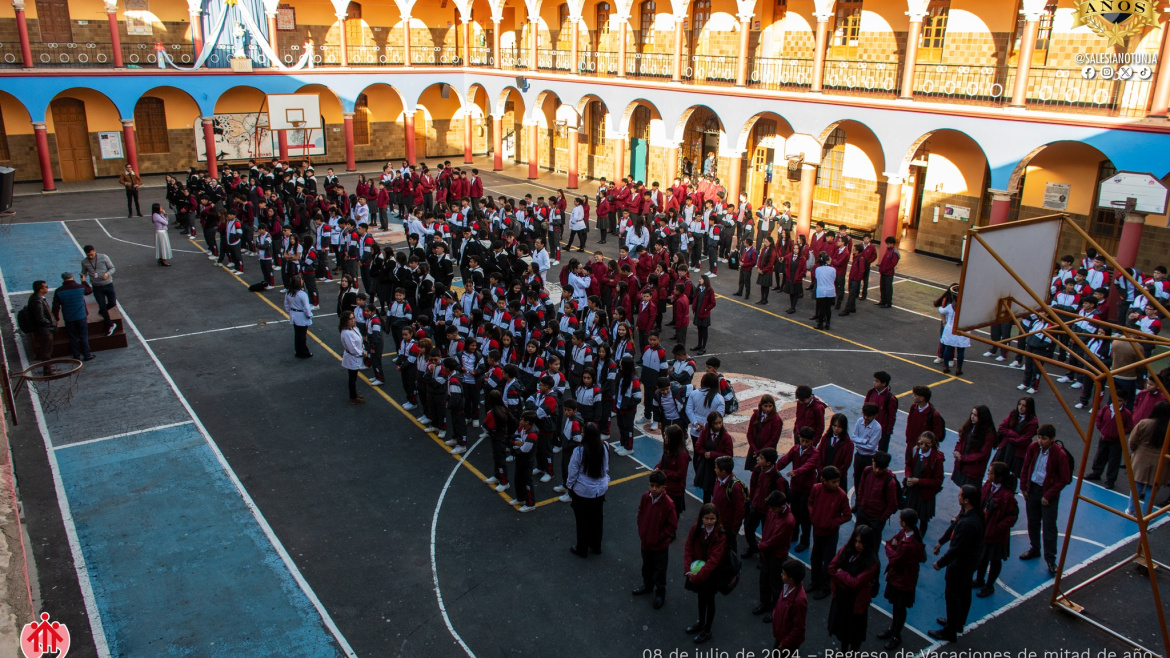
[93,219,203,254]
[431,437,485,658]
[1009,529,1108,548]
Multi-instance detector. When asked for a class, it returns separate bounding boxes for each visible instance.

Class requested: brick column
[1009,14,1041,108]
[343,112,356,171]
[735,13,752,87]
[463,111,474,163]
[569,16,580,73]
[810,11,831,93]
[32,122,55,192]
[671,15,684,82]
[404,111,416,166]
[725,152,743,201]
[567,124,579,188]
[491,18,502,69]
[989,190,1013,225]
[616,15,628,78]
[461,16,471,66]
[266,9,279,58]
[899,11,926,100]
[202,117,218,179]
[1149,7,1170,117]
[1117,213,1147,269]
[527,122,539,179]
[121,120,139,173]
[106,0,124,67]
[796,162,817,238]
[614,135,627,181]
[666,141,679,180]
[337,12,349,67]
[882,173,903,242]
[12,0,32,68]
[278,130,289,160]
[492,115,503,170]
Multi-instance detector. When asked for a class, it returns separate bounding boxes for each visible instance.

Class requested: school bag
[715,537,743,595]
[890,472,907,509]
[1054,439,1075,474]
[721,378,739,415]
[728,250,740,270]
[16,301,35,334]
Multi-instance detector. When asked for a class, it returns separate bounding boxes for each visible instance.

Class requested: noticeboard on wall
[277,4,296,31]
[98,132,124,160]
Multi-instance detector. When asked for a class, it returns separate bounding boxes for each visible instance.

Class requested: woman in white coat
[339,310,366,404]
[937,283,970,376]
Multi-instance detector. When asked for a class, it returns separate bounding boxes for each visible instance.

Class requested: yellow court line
[896,376,959,398]
[715,293,973,385]
[184,238,516,505]
[532,469,651,508]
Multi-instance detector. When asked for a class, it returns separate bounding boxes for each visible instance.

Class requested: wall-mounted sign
[1043,182,1070,211]
[98,132,124,159]
[943,204,970,222]
[277,4,296,31]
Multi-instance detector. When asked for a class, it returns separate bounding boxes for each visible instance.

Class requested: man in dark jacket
[51,272,94,361]
[27,281,55,374]
[929,484,985,643]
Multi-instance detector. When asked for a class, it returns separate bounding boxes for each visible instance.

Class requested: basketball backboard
[783,133,822,166]
[954,215,1064,331]
[1097,171,1169,215]
[267,94,323,131]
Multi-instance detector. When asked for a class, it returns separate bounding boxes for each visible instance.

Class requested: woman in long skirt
[152,203,172,266]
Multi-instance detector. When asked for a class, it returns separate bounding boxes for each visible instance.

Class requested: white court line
[61,216,144,223]
[145,313,339,342]
[59,222,359,658]
[430,436,485,658]
[0,255,112,656]
[54,421,195,451]
[92,219,203,254]
[5,290,31,296]
[701,347,1017,370]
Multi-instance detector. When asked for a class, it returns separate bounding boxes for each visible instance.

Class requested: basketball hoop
[11,358,82,416]
[786,154,804,182]
[1110,198,1136,222]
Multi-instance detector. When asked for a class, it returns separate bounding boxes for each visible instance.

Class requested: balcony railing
[498,49,526,70]
[27,42,116,68]
[577,50,618,76]
[749,57,815,91]
[1024,66,1152,118]
[910,63,1013,107]
[468,47,492,67]
[536,48,571,72]
[409,45,460,66]
[684,54,737,86]
[344,45,396,66]
[821,59,901,99]
[628,52,673,80]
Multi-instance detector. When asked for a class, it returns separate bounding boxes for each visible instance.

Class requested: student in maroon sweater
[994,396,1038,477]
[1020,425,1073,573]
[854,452,900,532]
[655,425,691,514]
[904,431,946,539]
[808,465,852,599]
[1087,394,1133,488]
[864,371,898,453]
[904,385,946,465]
[683,504,728,644]
[952,405,997,489]
[827,525,881,651]
[778,427,823,553]
[743,449,789,558]
[711,456,747,555]
[755,491,796,620]
[669,283,691,348]
[974,462,1019,599]
[793,385,828,444]
[878,509,927,650]
[817,413,855,486]
[633,471,679,610]
[746,395,785,467]
[771,560,808,651]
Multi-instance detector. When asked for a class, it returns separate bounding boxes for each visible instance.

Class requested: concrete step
[51,305,127,357]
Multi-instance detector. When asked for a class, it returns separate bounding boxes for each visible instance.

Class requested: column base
[896,95,914,102]
[807,89,824,94]
[1006,104,1026,111]
[1147,112,1169,119]
[41,187,58,193]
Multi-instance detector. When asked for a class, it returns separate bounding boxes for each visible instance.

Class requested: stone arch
[816,119,886,180]
[734,111,795,153]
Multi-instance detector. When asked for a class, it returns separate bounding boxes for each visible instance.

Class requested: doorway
[901,164,927,251]
[51,98,93,181]
[629,139,647,183]
[746,145,774,208]
[414,109,427,159]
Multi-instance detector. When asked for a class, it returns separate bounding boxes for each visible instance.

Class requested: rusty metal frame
[954,214,1170,658]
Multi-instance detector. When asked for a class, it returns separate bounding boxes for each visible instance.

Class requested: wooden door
[51,98,93,181]
[747,145,768,208]
[35,0,72,43]
[414,109,427,159]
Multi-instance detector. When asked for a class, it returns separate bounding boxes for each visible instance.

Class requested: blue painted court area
[624,383,1163,641]
[0,222,349,657]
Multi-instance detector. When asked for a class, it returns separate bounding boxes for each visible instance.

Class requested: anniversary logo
[1073,0,1160,46]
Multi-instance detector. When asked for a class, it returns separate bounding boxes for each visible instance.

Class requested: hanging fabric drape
[158,0,313,71]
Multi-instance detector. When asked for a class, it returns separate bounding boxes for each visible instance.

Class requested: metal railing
[820,59,901,99]
[1024,66,1153,118]
[627,51,673,79]
[683,54,738,86]
[910,63,1013,107]
[343,45,395,66]
[749,56,814,91]
[468,47,493,66]
[576,50,619,76]
[409,45,461,66]
[498,48,526,69]
[27,42,115,67]
[536,48,571,71]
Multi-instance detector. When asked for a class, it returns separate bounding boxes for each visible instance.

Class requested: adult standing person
[81,245,118,337]
[119,163,142,217]
[812,253,836,331]
[1018,424,1071,574]
[568,423,611,558]
[692,274,716,355]
[928,484,985,644]
[283,275,314,359]
[339,311,366,405]
[25,281,55,374]
[151,203,173,267]
[51,273,94,362]
[1128,401,1170,515]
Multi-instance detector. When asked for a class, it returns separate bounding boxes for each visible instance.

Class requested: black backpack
[728,250,740,270]
[1054,439,1075,474]
[16,301,35,334]
[889,473,907,509]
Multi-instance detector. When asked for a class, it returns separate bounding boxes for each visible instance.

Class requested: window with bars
[815,128,846,205]
[0,106,9,161]
[690,0,711,53]
[639,1,656,48]
[134,97,169,154]
[1089,160,1122,238]
[559,3,571,47]
[597,2,611,44]
[1011,0,1056,67]
[918,0,949,63]
[587,101,606,152]
[353,94,370,146]
[830,0,862,59]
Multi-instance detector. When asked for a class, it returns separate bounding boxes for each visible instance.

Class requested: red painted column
[666,142,679,180]
[1117,214,1147,269]
[567,125,579,188]
[403,111,417,166]
[527,123,539,179]
[202,117,218,179]
[107,5,124,67]
[492,116,503,170]
[32,122,55,192]
[121,120,139,173]
[882,174,902,242]
[190,10,203,56]
[277,130,289,160]
[14,2,32,68]
[989,190,1012,225]
[735,15,751,87]
[463,112,474,163]
[461,17,471,65]
[343,112,357,171]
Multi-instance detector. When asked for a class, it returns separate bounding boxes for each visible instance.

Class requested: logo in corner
[1073,0,1160,46]
[21,612,70,658]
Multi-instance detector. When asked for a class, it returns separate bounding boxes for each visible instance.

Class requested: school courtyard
[0,167,1166,657]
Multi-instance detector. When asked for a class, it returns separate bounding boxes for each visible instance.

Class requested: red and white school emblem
[21,612,70,658]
